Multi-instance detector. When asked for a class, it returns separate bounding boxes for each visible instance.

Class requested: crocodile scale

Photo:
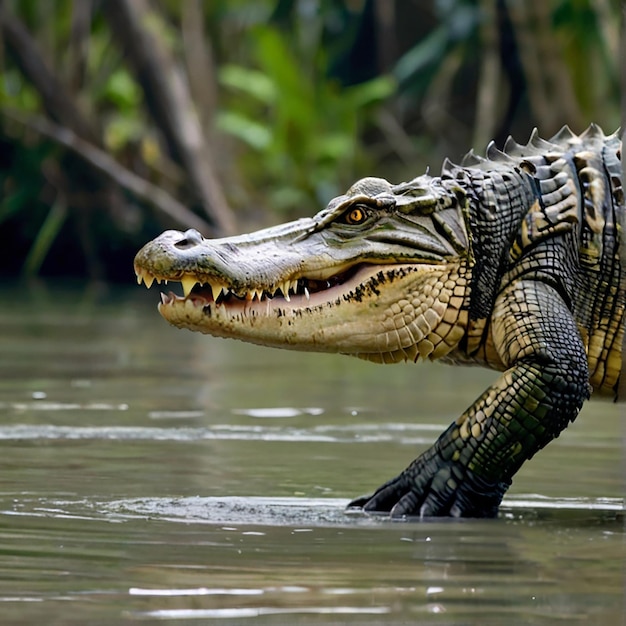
[134,125,624,518]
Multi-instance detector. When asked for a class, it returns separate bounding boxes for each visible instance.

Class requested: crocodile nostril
[174,229,204,249]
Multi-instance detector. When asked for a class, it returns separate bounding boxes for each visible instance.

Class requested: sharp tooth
[143,274,155,288]
[159,292,174,305]
[210,281,228,300]
[304,286,310,301]
[280,281,291,302]
[181,275,198,297]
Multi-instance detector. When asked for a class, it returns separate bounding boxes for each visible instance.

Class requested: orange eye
[343,207,367,225]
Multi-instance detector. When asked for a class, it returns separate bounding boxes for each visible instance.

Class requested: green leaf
[216,111,273,150]
[347,76,396,108]
[21,195,68,278]
[219,65,277,105]
[311,133,354,161]
[393,27,449,84]
[102,69,142,109]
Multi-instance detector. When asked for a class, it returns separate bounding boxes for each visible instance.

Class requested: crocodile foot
[347,453,510,518]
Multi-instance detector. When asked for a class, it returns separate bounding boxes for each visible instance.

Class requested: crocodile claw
[347,449,510,518]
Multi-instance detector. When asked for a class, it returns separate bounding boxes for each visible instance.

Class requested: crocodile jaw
[134,198,470,361]
[135,258,467,363]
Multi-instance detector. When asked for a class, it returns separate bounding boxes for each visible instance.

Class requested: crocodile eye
[341,206,368,225]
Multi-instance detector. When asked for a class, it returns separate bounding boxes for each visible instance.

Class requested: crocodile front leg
[349,279,590,518]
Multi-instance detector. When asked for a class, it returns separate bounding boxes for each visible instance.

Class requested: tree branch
[0,3,98,143]
[3,108,212,235]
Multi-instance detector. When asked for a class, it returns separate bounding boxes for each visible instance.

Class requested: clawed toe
[346,477,410,514]
[346,494,372,509]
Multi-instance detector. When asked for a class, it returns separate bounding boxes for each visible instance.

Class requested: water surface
[0,284,623,624]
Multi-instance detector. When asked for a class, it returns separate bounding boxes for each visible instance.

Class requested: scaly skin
[134,125,624,518]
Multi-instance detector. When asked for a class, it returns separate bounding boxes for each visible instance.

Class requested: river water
[0,283,623,625]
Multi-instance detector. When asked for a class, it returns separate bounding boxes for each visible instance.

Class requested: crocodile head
[134,175,473,364]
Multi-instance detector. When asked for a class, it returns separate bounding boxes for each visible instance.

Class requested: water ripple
[0,423,438,445]
[3,494,621,528]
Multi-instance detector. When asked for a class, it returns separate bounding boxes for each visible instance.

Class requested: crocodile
[134,125,624,518]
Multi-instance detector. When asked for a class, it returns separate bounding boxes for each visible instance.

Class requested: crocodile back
[461,126,624,398]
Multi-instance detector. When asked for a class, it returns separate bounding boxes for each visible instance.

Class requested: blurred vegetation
[0,0,620,282]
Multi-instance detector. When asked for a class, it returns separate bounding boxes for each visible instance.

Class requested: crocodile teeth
[211,283,228,300]
[280,281,291,302]
[141,273,155,288]
[304,286,310,301]
[245,289,261,301]
[181,275,199,298]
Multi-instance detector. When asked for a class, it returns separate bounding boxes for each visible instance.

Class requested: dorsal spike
[606,127,621,141]
[461,148,487,167]
[550,125,577,145]
[580,123,604,141]
[442,157,472,182]
[503,135,525,156]
[528,128,553,150]
[441,157,459,178]
[486,140,512,162]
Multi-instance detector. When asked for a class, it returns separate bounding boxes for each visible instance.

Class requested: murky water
[0,283,623,625]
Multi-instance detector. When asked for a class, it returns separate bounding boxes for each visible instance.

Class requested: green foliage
[394,0,480,90]
[216,26,395,215]
[552,0,619,120]
[0,0,620,280]
[0,137,59,276]
[99,69,143,110]
[0,70,41,110]
[21,195,68,278]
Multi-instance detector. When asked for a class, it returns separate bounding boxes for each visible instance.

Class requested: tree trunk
[104,0,236,236]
